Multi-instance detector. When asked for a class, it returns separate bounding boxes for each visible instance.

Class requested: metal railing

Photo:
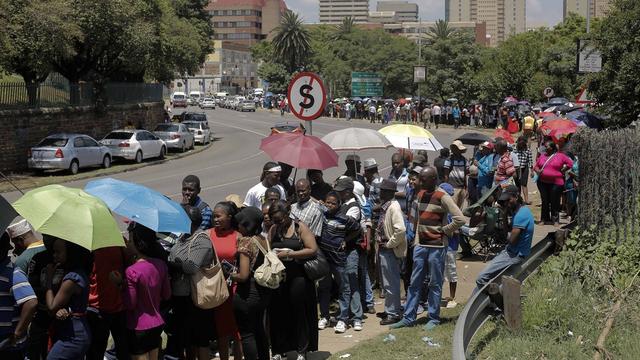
[451,227,570,359]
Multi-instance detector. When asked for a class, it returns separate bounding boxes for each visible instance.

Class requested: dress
[268,223,319,355]
[47,270,91,360]
[209,227,240,339]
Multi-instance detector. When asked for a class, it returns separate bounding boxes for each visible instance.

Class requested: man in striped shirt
[390,167,464,331]
[0,231,38,359]
[494,139,516,184]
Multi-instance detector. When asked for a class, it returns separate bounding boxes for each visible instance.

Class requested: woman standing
[268,201,319,360]
[208,202,243,360]
[114,223,171,360]
[168,206,216,360]
[514,136,533,205]
[45,237,93,360]
[230,207,272,360]
[533,141,573,226]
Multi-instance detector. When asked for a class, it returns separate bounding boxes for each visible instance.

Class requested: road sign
[287,72,327,121]
[351,72,383,97]
[577,39,602,73]
[543,87,554,98]
[575,87,595,104]
[413,66,426,83]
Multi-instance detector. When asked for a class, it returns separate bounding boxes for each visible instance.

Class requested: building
[445,0,526,46]
[368,11,399,24]
[205,0,287,46]
[384,21,488,46]
[376,1,418,22]
[319,0,370,24]
[563,0,612,21]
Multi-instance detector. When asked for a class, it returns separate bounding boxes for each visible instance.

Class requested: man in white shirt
[431,104,441,129]
[244,162,287,208]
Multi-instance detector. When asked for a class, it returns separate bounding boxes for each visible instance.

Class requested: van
[171,92,187,107]
[253,88,264,96]
[189,91,203,105]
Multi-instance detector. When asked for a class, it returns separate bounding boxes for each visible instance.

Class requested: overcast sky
[286,0,563,27]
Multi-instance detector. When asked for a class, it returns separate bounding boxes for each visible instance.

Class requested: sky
[286,0,564,28]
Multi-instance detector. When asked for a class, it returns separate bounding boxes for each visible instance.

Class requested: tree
[271,10,311,73]
[256,62,289,94]
[332,16,355,40]
[427,19,458,42]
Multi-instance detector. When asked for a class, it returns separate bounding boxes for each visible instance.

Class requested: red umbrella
[538,119,577,136]
[494,129,515,144]
[259,132,338,170]
[398,98,407,105]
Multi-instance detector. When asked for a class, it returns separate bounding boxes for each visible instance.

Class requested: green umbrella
[12,185,124,251]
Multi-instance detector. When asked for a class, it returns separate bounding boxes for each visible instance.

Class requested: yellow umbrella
[378,124,443,151]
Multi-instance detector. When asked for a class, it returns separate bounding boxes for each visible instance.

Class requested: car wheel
[69,160,79,175]
[159,146,166,159]
[190,139,195,149]
[135,150,143,163]
[181,141,186,153]
[102,155,111,169]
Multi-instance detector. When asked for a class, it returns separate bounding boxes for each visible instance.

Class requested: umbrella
[378,124,443,151]
[553,104,581,114]
[517,100,530,106]
[384,99,395,103]
[565,109,603,129]
[351,97,363,102]
[398,98,407,105]
[504,96,518,102]
[539,119,578,140]
[321,128,393,151]
[1,195,19,233]
[447,98,459,103]
[494,129,515,144]
[12,185,124,251]
[85,178,191,234]
[456,132,491,146]
[503,100,518,107]
[260,132,338,170]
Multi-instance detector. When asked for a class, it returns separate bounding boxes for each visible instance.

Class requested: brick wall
[0,102,165,172]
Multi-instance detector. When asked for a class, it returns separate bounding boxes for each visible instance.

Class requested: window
[73,137,85,148]
[84,137,99,147]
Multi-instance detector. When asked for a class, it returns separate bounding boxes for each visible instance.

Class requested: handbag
[532,153,556,183]
[252,237,286,289]
[301,248,330,281]
[189,232,229,309]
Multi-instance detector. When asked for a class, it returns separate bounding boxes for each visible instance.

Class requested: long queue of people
[1,140,544,360]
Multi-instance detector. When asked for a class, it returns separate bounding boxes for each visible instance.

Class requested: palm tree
[333,16,355,39]
[271,10,311,73]
[427,19,457,41]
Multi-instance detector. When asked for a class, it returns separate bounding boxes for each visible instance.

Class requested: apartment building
[445,0,526,46]
[563,0,612,20]
[376,1,419,22]
[319,0,370,24]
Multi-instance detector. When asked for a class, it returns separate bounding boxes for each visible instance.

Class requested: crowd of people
[0,129,582,360]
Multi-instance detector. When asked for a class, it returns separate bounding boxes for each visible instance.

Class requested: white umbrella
[378,124,444,151]
[321,127,394,151]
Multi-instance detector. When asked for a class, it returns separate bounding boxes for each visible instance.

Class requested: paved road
[2,107,463,204]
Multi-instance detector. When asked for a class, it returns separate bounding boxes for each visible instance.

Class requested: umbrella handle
[0,171,24,195]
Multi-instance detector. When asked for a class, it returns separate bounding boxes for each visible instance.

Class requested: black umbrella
[1,195,18,233]
[554,104,582,114]
[456,132,492,146]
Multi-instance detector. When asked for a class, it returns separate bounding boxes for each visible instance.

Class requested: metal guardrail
[452,228,569,359]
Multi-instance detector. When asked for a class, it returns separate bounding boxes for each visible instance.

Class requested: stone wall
[0,102,165,172]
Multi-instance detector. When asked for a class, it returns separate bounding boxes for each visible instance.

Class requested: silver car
[153,123,195,152]
[200,97,216,109]
[240,100,256,112]
[28,134,112,175]
[182,121,212,145]
[101,130,166,163]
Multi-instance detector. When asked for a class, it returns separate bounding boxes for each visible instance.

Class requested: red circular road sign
[287,72,327,121]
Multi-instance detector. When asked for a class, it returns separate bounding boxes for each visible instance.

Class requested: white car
[182,121,212,145]
[200,97,216,109]
[153,123,195,152]
[101,130,166,163]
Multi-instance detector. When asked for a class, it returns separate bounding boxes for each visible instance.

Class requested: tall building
[563,0,612,21]
[376,1,419,22]
[384,21,488,45]
[445,0,525,46]
[319,0,370,24]
[205,0,287,46]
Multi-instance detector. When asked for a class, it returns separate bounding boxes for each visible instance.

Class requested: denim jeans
[318,262,344,319]
[379,248,402,317]
[358,249,374,309]
[402,246,446,324]
[343,249,362,321]
[476,249,524,289]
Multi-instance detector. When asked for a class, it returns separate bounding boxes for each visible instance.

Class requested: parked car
[240,100,256,112]
[200,97,216,109]
[182,120,212,145]
[182,112,207,122]
[153,123,195,152]
[101,130,166,163]
[172,92,187,108]
[28,134,112,175]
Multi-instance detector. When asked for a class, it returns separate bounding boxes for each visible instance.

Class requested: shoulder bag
[252,237,285,289]
[294,222,330,281]
[189,232,229,309]
[532,153,556,183]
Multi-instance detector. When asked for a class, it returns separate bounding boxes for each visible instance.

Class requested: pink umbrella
[259,132,338,170]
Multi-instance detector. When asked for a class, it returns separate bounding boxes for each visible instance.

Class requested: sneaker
[334,320,347,333]
[379,316,401,325]
[271,355,284,360]
[296,353,306,360]
[353,320,363,331]
[318,317,329,330]
[367,306,376,314]
[389,318,412,329]
[446,300,458,309]
[423,320,439,331]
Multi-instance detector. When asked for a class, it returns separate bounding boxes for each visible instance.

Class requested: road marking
[208,120,266,137]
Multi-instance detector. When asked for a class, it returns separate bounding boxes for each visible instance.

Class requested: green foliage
[426,19,458,42]
[271,10,311,73]
[256,62,289,94]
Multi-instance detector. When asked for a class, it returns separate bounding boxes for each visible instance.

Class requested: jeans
[537,181,563,222]
[402,246,446,324]
[476,249,524,289]
[343,249,363,321]
[87,309,130,360]
[318,263,344,319]
[358,249,374,309]
[379,248,402,317]
[233,294,269,360]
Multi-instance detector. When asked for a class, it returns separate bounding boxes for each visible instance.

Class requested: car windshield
[38,138,68,147]
[104,132,133,140]
[155,124,179,132]
[174,95,185,100]
[243,101,254,104]
[183,113,206,121]
[182,122,201,129]
[204,98,213,101]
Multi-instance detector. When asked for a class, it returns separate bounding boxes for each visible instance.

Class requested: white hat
[6,219,33,238]
[450,140,467,152]
[363,158,378,170]
[353,181,367,207]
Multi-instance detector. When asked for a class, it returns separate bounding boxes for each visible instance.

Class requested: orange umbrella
[494,129,515,144]
[539,119,577,136]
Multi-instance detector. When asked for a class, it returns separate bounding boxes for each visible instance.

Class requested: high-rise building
[319,0,370,24]
[563,0,612,21]
[376,1,419,22]
[445,0,525,46]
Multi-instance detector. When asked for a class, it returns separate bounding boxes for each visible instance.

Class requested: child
[438,183,459,308]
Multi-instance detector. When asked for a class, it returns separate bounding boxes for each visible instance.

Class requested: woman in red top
[209,201,243,360]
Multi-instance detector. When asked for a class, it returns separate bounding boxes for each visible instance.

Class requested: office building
[563,0,612,21]
[384,21,488,45]
[319,0,370,24]
[445,0,526,46]
[376,1,419,22]
[368,11,399,24]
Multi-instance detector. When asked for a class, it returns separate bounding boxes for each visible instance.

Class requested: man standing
[476,185,534,289]
[434,148,450,184]
[181,175,213,230]
[307,169,332,201]
[422,105,431,129]
[345,101,352,121]
[376,180,407,325]
[6,220,44,273]
[452,104,461,129]
[362,158,383,206]
[389,153,410,213]
[444,140,468,209]
[431,103,441,129]
[291,179,324,238]
[390,167,464,331]
[244,162,287,209]
[344,154,366,186]
[493,139,516,184]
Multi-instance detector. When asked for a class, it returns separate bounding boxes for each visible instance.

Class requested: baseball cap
[363,158,378,170]
[409,166,423,175]
[498,185,520,201]
[450,140,467,152]
[334,177,354,191]
[480,141,494,150]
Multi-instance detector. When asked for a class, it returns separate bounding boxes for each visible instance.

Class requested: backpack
[251,237,285,289]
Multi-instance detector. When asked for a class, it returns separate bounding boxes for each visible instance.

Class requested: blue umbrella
[565,109,602,129]
[85,178,191,234]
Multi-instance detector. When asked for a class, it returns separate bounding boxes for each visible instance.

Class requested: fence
[0,79,164,110]
[572,127,640,244]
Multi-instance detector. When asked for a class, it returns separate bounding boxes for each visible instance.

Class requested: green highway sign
[351,72,383,97]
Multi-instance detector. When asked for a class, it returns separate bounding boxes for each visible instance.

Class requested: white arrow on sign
[287,72,327,121]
